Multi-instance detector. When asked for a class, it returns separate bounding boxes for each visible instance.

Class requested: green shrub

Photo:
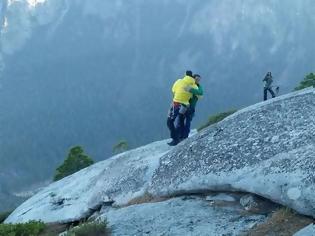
[113,140,129,154]
[53,146,94,181]
[198,109,237,131]
[0,220,46,236]
[0,211,12,224]
[294,72,315,91]
[66,220,109,236]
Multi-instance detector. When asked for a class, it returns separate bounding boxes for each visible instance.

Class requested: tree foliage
[0,221,46,235]
[294,72,315,91]
[66,220,110,236]
[53,146,94,181]
[198,109,237,131]
[113,140,129,154]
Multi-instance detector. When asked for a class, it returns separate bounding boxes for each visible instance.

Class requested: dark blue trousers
[264,87,275,101]
[183,107,195,139]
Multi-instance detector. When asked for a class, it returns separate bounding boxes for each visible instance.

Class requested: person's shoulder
[192,84,198,89]
[173,79,180,84]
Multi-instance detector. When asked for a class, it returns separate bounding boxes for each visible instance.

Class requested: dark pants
[264,87,275,101]
[183,108,195,139]
[167,103,186,141]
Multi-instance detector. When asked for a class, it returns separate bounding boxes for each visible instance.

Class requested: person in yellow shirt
[167,70,198,146]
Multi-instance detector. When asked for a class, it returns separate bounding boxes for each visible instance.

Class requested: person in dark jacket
[263,72,275,101]
[182,74,203,139]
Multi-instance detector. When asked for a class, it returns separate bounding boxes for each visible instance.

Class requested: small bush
[198,109,237,131]
[272,207,295,220]
[0,211,12,223]
[113,140,129,154]
[294,72,315,91]
[0,220,46,236]
[53,146,94,181]
[66,220,109,236]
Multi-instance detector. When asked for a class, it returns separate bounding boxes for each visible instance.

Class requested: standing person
[263,72,275,101]
[182,74,203,139]
[167,70,198,146]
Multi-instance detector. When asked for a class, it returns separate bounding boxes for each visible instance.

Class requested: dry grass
[245,207,313,236]
[124,192,169,207]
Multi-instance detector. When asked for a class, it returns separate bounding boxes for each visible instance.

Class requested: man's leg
[175,104,187,141]
[167,104,180,146]
[183,108,194,139]
[178,113,186,140]
[167,117,177,140]
[268,88,276,98]
[264,88,268,101]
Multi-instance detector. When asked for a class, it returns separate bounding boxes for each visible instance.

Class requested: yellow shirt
[172,76,198,105]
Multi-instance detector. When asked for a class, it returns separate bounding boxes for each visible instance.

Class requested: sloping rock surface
[150,88,315,217]
[5,88,315,225]
[5,140,172,223]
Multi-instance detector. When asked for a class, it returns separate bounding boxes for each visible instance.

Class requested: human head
[186,70,193,77]
[193,74,201,84]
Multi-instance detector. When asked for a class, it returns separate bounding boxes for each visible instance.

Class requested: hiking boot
[167,139,179,146]
[180,136,188,141]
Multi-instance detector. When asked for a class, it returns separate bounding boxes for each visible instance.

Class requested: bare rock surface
[150,88,315,217]
[294,224,315,236]
[99,196,266,236]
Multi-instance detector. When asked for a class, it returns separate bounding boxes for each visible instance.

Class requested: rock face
[5,88,315,231]
[294,224,315,236]
[150,88,315,217]
[99,196,266,236]
[5,139,172,223]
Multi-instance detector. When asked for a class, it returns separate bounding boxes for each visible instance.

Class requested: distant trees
[198,109,237,131]
[294,73,315,91]
[113,140,129,154]
[53,146,94,181]
[0,221,46,235]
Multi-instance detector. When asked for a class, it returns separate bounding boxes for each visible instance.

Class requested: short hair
[185,70,193,77]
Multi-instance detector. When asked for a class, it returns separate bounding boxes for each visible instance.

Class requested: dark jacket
[263,75,273,89]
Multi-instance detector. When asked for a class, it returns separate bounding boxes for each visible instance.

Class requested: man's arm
[189,85,203,96]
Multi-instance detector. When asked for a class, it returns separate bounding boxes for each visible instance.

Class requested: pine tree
[294,73,315,91]
[53,146,94,181]
[113,140,129,154]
